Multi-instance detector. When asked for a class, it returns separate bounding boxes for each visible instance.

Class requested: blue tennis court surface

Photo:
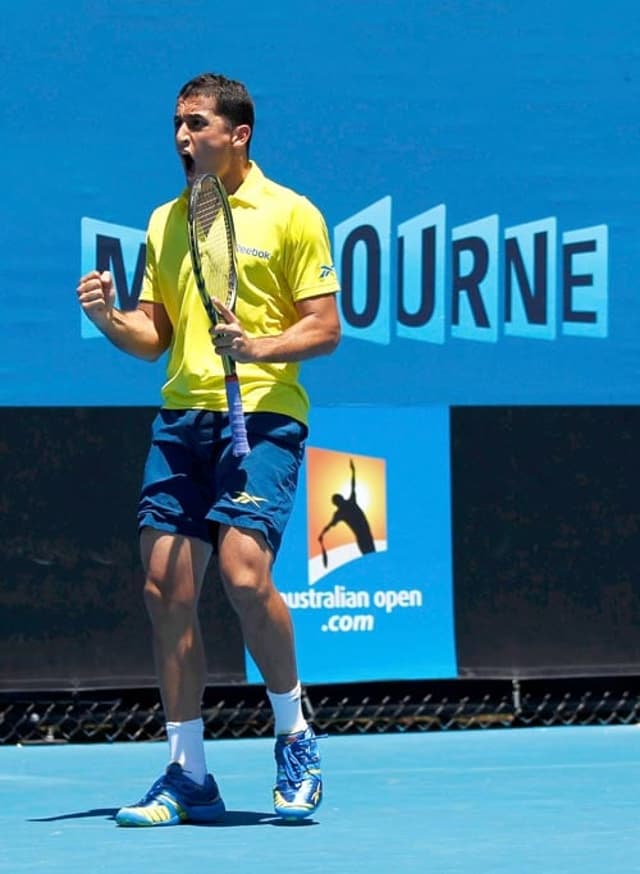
[2,724,640,872]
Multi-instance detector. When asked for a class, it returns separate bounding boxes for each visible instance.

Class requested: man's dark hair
[178,73,255,153]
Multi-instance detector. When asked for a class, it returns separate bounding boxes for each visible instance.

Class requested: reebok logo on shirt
[237,243,271,260]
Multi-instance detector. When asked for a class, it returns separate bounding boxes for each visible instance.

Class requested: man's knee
[220,562,271,607]
[143,575,198,626]
[139,529,209,623]
[218,527,273,609]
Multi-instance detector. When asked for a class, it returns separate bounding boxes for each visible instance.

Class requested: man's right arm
[76,270,172,361]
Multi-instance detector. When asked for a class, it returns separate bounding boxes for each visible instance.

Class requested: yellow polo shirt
[139,162,340,424]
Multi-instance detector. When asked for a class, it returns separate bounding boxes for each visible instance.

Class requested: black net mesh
[2,677,640,745]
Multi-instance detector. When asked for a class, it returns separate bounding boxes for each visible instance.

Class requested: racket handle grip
[225,374,251,457]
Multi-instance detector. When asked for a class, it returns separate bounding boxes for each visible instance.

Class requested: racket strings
[194,190,235,306]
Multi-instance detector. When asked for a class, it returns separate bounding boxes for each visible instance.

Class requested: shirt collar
[229,161,264,208]
[178,161,263,207]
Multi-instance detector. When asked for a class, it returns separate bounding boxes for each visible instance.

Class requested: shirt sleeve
[283,196,341,301]
[138,210,162,305]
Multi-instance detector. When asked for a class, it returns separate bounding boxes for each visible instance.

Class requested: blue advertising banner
[246,406,456,683]
[1,0,637,408]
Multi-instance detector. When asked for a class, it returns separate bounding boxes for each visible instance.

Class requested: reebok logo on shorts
[232,491,268,508]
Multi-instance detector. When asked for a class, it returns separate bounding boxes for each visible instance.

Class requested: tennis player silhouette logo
[306,448,387,584]
[318,458,375,565]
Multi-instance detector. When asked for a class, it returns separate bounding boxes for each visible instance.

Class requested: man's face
[174,94,236,186]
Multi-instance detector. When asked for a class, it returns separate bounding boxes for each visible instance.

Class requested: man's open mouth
[181,153,195,176]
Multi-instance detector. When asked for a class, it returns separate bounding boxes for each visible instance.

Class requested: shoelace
[138,768,187,805]
[278,734,327,784]
[279,741,312,784]
[138,775,170,805]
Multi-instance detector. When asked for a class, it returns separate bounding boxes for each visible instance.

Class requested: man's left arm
[210,293,341,363]
[212,193,341,363]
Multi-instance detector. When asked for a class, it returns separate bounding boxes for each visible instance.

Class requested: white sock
[166,718,207,786]
[267,682,308,736]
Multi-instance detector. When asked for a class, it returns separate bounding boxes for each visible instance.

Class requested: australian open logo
[306,448,387,585]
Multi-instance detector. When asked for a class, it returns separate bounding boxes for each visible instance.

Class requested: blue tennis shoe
[273,726,323,819]
[115,762,226,826]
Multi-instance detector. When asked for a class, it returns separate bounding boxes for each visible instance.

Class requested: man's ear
[232,124,251,148]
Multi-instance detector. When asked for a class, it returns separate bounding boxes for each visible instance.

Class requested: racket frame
[187,173,250,457]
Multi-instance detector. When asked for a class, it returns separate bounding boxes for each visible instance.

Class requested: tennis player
[76,72,341,826]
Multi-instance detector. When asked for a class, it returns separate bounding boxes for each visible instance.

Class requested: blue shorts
[137,410,307,557]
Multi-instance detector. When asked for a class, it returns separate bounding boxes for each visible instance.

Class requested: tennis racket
[319,533,328,568]
[187,173,250,458]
